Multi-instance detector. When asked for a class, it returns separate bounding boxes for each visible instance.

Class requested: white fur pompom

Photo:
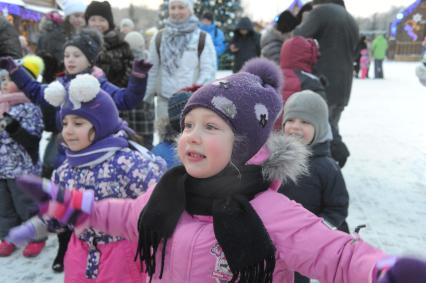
[44,81,66,107]
[69,74,100,103]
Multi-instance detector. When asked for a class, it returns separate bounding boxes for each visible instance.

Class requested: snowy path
[1,61,425,282]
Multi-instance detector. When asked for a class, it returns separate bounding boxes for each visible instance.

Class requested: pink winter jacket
[87,187,386,283]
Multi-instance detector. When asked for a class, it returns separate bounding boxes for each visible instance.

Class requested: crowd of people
[0,0,426,283]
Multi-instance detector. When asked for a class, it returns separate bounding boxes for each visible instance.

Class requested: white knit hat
[62,0,87,17]
[169,0,194,12]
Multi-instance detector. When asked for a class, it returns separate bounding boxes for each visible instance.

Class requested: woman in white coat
[144,0,216,122]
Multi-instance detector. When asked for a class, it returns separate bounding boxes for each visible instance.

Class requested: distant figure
[120,18,135,35]
[415,53,426,87]
[199,12,226,65]
[229,17,260,73]
[260,10,297,64]
[0,15,23,58]
[359,49,370,79]
[294,0,358,168]
[371,34,388,79]
[354,35,367,78]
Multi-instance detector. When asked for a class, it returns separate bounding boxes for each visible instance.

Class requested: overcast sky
[97,0,413,21]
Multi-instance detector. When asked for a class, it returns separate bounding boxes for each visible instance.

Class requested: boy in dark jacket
[279,90,350,283]
[229,17,260,73]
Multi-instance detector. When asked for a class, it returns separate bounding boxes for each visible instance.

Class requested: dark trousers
[374,59,384,78]
[328,104,345,143]
[295,272,311,283]
[0,179,39,239]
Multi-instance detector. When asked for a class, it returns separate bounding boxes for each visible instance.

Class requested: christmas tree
[157,0,243,69]
[194,0,243,69]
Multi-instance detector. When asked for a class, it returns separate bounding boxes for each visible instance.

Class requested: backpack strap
[155,29,164,62]
[198,31,206,59]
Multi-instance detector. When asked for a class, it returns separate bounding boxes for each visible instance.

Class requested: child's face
[62,115,95,151]
[88,15,110,33]
[169,2,191,23]
[178,108,234,178]
[283,118,315,145]
[0,75,18,94]
[64,46,91,75]
[68,12,86,30]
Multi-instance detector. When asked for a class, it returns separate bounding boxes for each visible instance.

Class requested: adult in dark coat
[260,10,297,65]
[229,17,260,73]
[294,0,359,168]
[0,16,22,59]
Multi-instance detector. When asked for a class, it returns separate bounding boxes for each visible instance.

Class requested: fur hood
[257,133,311,185]
[156,118,179,142]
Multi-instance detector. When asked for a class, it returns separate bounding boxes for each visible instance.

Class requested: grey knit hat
[64,28,103,66]
[283,90,331,145]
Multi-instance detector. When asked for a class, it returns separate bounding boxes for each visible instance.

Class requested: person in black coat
[229,17,260,73]
[0,16,22,59]
[294,0,359,168]
[279,90,350,283]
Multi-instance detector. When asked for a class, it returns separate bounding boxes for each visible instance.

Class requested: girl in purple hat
[10,59,426,283]
[7,74,166,282]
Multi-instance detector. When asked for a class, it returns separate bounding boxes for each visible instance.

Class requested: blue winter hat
[182,58,283,164]
[44,74,122,142]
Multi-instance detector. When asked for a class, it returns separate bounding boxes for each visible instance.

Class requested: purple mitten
[376,257,426,283]
[0,56,18,73]
[131,59,152,78]
[5,217,46,246]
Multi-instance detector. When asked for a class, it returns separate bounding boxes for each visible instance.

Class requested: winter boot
[0,240,16,257]
[52,229,72,273]
[22,240,46,257]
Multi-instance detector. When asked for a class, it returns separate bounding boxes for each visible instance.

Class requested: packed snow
[1,61,425,283]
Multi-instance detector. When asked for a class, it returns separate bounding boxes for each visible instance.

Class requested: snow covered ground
[1,61,426,282]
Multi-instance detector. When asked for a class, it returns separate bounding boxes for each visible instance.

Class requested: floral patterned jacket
[0,103,43,178]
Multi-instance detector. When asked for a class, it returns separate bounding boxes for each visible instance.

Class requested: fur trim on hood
[262,133,311,184]
[156,118,179,142]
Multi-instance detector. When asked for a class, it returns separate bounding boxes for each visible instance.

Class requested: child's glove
[375,257,426,283]
[0,56,19,73]
[16,175,95,226]
[5,217,46,246]
[0,112,19,133]
[131,59,152,79]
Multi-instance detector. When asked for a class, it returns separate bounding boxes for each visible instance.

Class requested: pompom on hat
[181,58,283,165]
[44,74,122,142]
[21,54,45,79]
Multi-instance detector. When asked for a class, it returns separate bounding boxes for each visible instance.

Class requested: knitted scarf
[136,165,276,283]
[0,92,30,117]
[161,15,199,75]
[65,130,128,167]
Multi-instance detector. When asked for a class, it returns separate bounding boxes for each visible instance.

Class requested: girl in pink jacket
[14,58,426,283]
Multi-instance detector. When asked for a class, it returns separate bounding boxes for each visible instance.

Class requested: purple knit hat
[44,74,122,142]
[181,58,283,164]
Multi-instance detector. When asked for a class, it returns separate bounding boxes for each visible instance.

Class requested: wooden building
[389,0,426,61]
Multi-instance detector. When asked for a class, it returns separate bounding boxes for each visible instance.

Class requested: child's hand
[5,217,45,246]
[376,257,426,283]
[131,59,153,79]
[0,56,18,73]
[16,175,95,226]
[91,66,105,78]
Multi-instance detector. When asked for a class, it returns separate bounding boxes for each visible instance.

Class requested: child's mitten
[131,59,153,79]
[375,257,426,283]
[0,56,18,73]
[16,175,94,226]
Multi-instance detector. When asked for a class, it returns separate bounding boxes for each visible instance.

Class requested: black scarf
[136,165,276,283]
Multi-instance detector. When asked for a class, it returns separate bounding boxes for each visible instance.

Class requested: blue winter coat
[199,22,227,59]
